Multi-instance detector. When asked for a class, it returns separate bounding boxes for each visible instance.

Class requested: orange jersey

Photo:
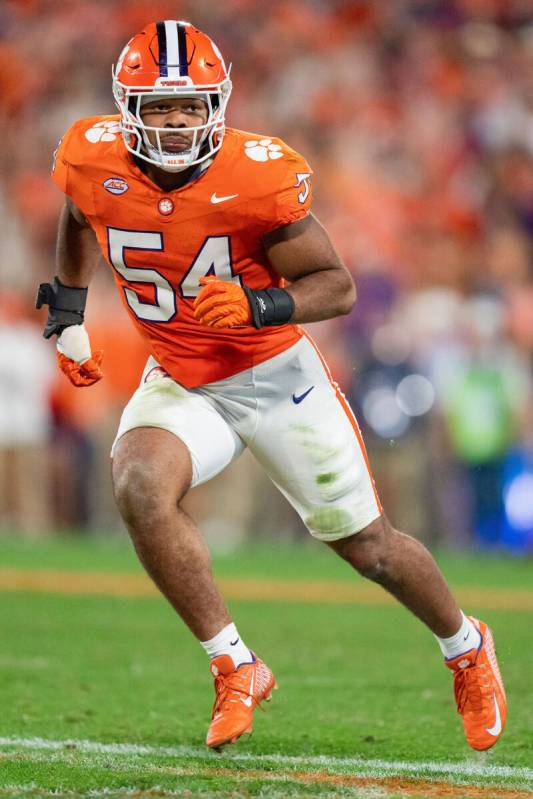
[51,115,313,387]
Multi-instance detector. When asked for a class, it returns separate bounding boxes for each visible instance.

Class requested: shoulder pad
[229,128,304,168]
[225,128,313,233]
[56,115,122,167]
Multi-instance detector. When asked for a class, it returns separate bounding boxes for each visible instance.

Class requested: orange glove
[56,324,104,387]
[193,276,252,328]
[57,350,104,387]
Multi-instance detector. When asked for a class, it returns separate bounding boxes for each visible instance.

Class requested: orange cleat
[206,653,276,749]
[445,617,507,751]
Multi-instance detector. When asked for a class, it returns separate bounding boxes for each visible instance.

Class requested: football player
[37,21,506,751]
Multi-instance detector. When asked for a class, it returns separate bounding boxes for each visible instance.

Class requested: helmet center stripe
[163,20,182,79]
[156,21,168,77]
[177,23,188,76]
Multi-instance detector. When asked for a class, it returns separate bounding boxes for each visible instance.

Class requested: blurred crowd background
[1,0,533,552]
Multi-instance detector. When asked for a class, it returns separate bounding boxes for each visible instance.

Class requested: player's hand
[193,276,252,328]
[56,324,104,387]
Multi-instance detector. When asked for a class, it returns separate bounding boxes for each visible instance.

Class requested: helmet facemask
[112,77,232,172]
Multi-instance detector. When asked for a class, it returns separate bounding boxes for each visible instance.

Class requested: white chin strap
[143,139,200,173]
[142,129,205,173]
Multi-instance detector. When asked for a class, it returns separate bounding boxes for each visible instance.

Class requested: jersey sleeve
[253,143,313,234]
[50,120,96,217]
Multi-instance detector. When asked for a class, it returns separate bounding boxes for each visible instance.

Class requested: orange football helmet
[112,21,232,171]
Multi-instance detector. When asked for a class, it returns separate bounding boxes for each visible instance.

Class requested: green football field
[0,534,532,798]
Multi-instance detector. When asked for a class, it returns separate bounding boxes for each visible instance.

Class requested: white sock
[200,623,252,669]
[435,612,481,659]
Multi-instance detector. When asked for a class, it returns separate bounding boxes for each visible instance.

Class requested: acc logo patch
[103,177,129,195]
[85,120,121,143]
[244,138,284,162]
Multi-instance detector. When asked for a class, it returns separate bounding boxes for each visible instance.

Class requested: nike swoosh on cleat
[230,638,240,646]
[240,671,254,707]
[211,193,239,204]
[485,693,502,737]
[292,386,314,404]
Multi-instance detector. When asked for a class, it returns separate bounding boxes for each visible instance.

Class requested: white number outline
[106,228,240,322]
[107,227,177,323]
[179,235,242,299]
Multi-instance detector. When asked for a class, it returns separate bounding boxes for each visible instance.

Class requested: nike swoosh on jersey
[485,693,502,736]
[240,671,254,707]
[292,386,315,404]
[211,192,239,204]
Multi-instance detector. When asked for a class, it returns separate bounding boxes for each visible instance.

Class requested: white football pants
[112,335,382,541]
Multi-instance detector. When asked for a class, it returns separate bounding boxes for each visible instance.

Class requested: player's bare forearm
[262,213,356,323]
[284,267,354,322]
[35,197,104,384]
[56,197,101,287]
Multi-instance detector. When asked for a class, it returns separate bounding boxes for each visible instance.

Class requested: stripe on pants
[303,332,383,514]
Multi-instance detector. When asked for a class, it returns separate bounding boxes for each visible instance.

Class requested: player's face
[139,97,209,154]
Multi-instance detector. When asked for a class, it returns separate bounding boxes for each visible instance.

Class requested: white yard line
[0,736,532,785]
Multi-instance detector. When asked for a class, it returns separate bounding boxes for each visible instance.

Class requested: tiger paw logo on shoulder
[85,121,121,143]
[244,139,284,162]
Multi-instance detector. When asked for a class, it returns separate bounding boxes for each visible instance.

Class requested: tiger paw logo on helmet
[244,139,284,162]
[85,121,121,143]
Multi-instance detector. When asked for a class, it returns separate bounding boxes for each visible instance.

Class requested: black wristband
[243,286,295,329]
[36,277,88,339]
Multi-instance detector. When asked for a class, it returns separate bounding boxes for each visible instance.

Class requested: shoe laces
[455,662,492,715]
[212,672,257,717]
